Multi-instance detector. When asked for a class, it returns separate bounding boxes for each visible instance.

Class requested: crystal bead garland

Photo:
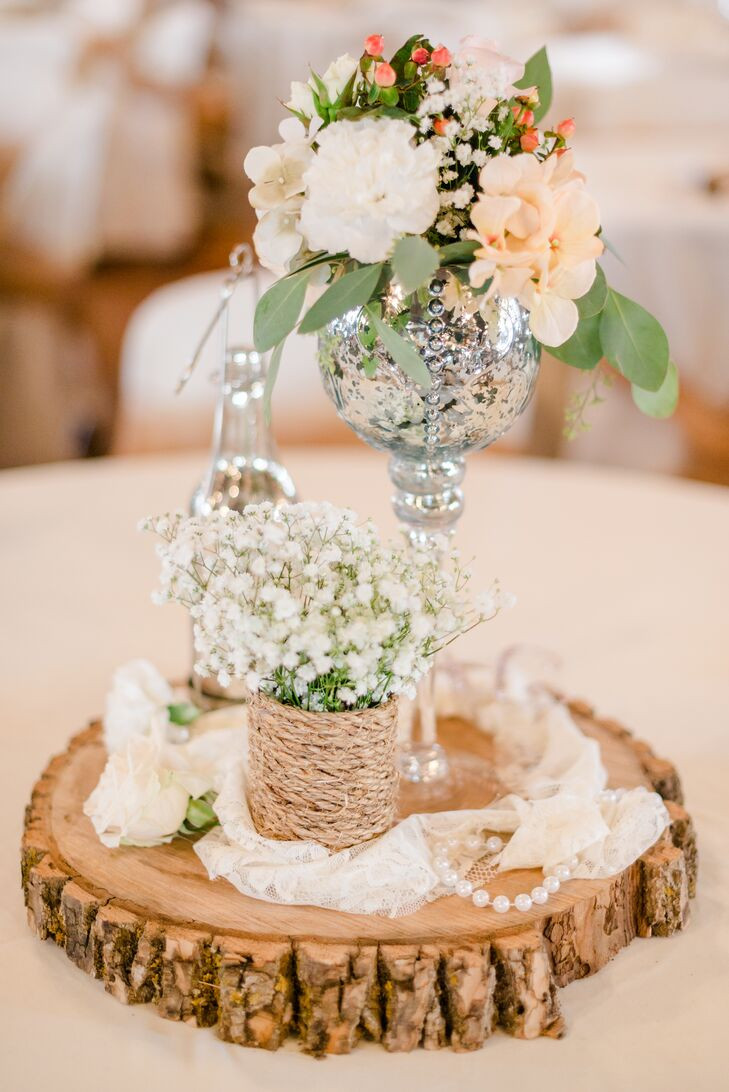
[402,275,463,781]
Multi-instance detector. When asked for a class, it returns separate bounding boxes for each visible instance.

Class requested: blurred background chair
[2,0,728,480]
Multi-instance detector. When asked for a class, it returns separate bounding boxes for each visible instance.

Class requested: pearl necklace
[433,833,582,914]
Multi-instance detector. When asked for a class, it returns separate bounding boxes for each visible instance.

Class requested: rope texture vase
[247,692,399,851]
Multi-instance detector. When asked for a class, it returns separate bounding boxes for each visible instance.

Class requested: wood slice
[21,699,696,1055]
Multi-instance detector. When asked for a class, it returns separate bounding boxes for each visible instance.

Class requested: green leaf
[438,240,480,265]
[391,237,441,294]
[253,268,311,352]
[185,797,217,830]
[632,359,679,418]
[365,305,432,388]
[546,312,603,370]
[391,33,425,76]
[576,264,608,319]
[298,263,384,334]
[515,46,552,123]
[333,69,358,110]
[308,68,329,106]
[263,339,286,425]
[600,289,669,392]
[167,702,200,726]
[367,81,380,104]
[289,250,343,275]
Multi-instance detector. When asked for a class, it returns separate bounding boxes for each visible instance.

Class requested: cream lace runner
[193,665,669,917]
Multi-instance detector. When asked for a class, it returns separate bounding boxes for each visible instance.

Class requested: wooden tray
[21,698,696,1055]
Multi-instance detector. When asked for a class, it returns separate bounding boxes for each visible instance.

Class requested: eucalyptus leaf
[392,237,441,294]
[263,339,286,425]
[515,46,552,122]
[632,359,679,418]
[167,702,200,726]
[600,289,669,392]
[253,268,311,352]
[365,306,432,388]
[546,312,602,370]
[299,263,384,334]
[576,264,608,319]
[438,239,480,265]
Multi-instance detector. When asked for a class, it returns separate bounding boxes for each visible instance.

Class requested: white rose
[103,659,173,754]
[300,117,441,264]
[286,55,358,118]
[320,53,358,103]
[84,729,213,848]
[287,79,316,118]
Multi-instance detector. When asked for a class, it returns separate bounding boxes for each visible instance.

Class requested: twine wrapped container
[247,692,399,851]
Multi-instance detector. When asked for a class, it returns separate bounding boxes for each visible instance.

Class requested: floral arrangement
[145,501,510,713]
[244,33,676,424]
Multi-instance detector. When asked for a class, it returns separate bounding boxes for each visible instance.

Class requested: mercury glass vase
[318,270,540,804]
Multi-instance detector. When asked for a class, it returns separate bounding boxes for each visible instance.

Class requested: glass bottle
[190,344,297,701]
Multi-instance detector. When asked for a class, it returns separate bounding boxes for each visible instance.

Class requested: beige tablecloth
[1,450,727,1090]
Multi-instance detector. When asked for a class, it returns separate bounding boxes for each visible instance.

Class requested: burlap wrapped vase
[247,691,399,851]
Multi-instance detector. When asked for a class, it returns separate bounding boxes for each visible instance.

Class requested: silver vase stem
[390,276,466,782]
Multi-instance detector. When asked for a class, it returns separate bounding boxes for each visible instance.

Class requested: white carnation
[299,118,441,263]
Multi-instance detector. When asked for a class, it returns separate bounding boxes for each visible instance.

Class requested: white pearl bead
[472,889,489,908]
[543,875,560,894]
[531,886,549,905]
[465,834,482,851]
[446,837,460,850]
[492,894,510,913]
[442,870,459,887]
[568,855,579,870]
[514,893,533,912]
[554,864,571,882]
[485,836,503,854]
[436,860,452,876]
[455,879,473,898]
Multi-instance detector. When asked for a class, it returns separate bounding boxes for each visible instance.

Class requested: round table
[1,450,727,1090]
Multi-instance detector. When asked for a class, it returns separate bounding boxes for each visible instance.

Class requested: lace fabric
[192,668,669,917]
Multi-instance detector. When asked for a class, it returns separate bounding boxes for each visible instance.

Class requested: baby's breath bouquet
[146,501,509,847]
[146,501,506,714]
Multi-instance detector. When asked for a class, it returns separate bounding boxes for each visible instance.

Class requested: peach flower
[467,152,604,345]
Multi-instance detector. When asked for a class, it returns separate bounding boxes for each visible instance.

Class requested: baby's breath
[145,502,510,713]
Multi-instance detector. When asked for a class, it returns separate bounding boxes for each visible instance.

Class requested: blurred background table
[1,449,727,1090]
